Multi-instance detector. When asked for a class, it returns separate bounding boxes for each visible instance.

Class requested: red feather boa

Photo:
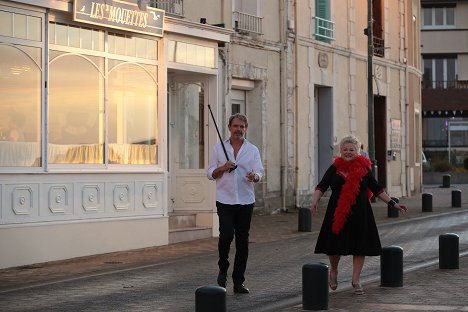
[332,155,371,234]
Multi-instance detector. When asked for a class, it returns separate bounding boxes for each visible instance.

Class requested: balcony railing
[233,11,263,34]
[373,36,384,57]
[422,80,468,89]
[148,0,184,17]
[313,16,335,42]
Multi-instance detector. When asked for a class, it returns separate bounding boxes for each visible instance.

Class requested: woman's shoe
[352,282,364,295]
[329,272,338,290]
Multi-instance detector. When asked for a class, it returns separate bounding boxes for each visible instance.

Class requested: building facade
[0,0,230,269]
[421,0,468,168]
[0,0,422,269]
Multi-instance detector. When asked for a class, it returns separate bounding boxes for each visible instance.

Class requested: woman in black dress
[310,135,407,295]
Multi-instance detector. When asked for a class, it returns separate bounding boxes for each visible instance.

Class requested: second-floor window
[314,0,334,43]
[423,56,457,89]
[234,0,262,34]
[422,5,455,28]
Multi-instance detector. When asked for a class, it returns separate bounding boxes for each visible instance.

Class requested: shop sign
[74,0,164,37]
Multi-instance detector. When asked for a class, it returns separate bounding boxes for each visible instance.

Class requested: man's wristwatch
[253,173,259,182]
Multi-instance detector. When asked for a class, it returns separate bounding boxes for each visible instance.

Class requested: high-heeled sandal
[329,272,338,290]
[352,282,364,295]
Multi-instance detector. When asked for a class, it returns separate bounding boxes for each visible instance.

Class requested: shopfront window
[0,8,42,167]
[108,61,158,164]
[48,52,105,164]
[48,22,159,166]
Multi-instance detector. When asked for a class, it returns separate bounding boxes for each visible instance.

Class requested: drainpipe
[280,0,288,211]
[404,1,412,197]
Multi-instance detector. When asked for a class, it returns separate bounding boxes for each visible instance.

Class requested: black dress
[314,164,384,256]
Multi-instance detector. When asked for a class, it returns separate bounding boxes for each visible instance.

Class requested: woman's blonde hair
[339,135,361,151]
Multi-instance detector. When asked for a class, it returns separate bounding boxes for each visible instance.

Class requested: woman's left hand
[395,203,408,213]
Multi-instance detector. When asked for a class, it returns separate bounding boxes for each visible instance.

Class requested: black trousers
[216,201,254,285]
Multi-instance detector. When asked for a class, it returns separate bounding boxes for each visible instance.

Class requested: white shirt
[207,138,264,205]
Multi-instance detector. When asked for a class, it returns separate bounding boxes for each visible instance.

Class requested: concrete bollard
[422,193,433,212]
[452,189,462,208]
[442,174,451,188]
[302,262,328,311]
[380,246,403,287]
[387,197,399,218]
[298,207,312,232]
[195,285,226,312]
[439,233,459,269]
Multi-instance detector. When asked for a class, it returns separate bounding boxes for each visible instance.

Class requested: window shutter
[316,0,329,19]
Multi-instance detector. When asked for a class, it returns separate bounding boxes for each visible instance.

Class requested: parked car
[422,152,430,170]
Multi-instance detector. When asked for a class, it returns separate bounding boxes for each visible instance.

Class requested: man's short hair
[228,113,248,127]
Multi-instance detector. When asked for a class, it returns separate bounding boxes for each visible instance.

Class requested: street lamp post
[366,0,378,179]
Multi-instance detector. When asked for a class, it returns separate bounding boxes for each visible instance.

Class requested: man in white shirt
[207,113,264,294]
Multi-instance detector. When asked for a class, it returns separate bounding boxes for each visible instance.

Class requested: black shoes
[233,284,250,294]
[217,273,227,288]
[217,273,249,294]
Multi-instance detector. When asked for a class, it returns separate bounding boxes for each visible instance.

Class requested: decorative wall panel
[81,184,103,213]
[112,184,132,211]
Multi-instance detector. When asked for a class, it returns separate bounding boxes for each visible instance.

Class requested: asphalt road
[1,209,468,312]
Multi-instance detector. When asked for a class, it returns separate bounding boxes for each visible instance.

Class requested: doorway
[315,86,333,182]
[374,95,387,188]
[168,77,211,213]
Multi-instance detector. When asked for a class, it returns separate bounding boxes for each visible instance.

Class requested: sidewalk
[0,184,467,311]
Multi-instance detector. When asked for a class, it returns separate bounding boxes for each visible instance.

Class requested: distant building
[421,0,468,167]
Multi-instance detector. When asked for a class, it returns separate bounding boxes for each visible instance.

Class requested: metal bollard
[422,193,433,212]
[442,174,451,188]
[380,246,403,287]
[452,189,462,208]
[302,262,329,311]
[439,233,459,269]
[387,197,399,218]
[298,207,312,232]
[195,285,226,312]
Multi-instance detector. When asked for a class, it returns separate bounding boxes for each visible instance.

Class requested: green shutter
[316,0,329,19]
[315,0,330,43]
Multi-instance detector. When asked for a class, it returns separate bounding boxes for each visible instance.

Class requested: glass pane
[55,23,68,46]
[0,11,13,37]
[435,7,443,25]
[135,37,146,58]
[27,16,41,41]
[126,36,136,57]
[206,47,215,67]
[14,13,27,39]
[175,42,187,63]
[48,53,104,164]
[114,34,126,55]
[423,8,432,26]
[447,58,456,82]
[176,82,205,169]
[48,22,55,44]
[186,43,196,65]
[108,34,115,54]
[168,40,175,62]
[69,26,80,48]
[108,63,158,164]
[80,27,93,50]
[435,59,443,82]
[92,29,104,51]
[446,7,454,25]
[147,40,157,60]
[0,45,41,167]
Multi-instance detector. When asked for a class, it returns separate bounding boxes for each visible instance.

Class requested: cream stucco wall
[0,217,168,269]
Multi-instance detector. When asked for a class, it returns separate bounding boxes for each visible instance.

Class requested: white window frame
[422,6,455,29]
